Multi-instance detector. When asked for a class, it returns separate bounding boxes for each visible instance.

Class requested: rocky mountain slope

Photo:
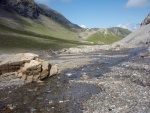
[114,13,150,48]
[38,4,80,29]
[0,0,80,29]
[141,13,150,26]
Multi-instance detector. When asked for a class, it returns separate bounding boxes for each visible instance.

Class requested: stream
[0,47,147,113]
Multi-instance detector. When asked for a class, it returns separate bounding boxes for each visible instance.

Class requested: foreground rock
[0,53,59,83]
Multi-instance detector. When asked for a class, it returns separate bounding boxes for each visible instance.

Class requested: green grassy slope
[86,32,122,44]
[108,27,132,37]
[0,9,83,52]
[0,8,131,52]
[85,27,131,44]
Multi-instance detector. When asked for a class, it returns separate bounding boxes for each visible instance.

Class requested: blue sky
[35,0,150,30]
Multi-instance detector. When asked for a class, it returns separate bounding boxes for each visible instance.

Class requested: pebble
[66,73,72,77]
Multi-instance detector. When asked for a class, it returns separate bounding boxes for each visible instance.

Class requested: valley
[0,0,131,52]
[0,0,150,113]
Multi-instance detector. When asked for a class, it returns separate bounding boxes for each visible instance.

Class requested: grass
[0,33,83,50]
[0,10,129,52]
[86,32,122,44]
[0,26,84,51]
[108,27,132,37]
[0,16,84,52]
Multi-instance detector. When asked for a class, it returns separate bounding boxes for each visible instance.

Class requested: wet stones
[140,47,150,58]
[80,73,90,80]
[140,52,150,58]
[0,53,59,83]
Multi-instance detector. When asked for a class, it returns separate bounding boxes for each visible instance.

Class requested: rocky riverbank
[82,47,150,113]
[0,45,149,113]
[0,53,59,88]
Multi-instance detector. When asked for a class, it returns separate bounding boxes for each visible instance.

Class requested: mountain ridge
[0,0,80,29]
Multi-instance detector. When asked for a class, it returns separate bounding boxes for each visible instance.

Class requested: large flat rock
[0,53,59,83]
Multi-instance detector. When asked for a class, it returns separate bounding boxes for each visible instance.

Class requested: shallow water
[0,72,102,113]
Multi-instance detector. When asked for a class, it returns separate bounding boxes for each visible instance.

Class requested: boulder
[49,65,59,77]
[0,53,59,83]
[21,60,42,76]
[19,60,42,82]
[0,53,38,74]
[40,61,51,80]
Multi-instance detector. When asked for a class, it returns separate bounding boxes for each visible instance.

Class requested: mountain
[0,0,38,18]
[114,13,150,47]
[108,27,132,37]
[38,4,80,29]
[0,0,132,52]
[80,27,131,44]
[0,0,80,29]
[0,0,83,52]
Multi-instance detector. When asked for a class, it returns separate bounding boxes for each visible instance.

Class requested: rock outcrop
[0,0,39,19]
[141,13,150,26]
[0,53,59,83]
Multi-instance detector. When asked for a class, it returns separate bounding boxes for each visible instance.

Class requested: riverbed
[0,46,150,113]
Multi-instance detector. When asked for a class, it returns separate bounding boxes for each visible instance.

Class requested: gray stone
[141,13,150,26]
[50,65,59,77]
[80,73,90,80]
[40,61,51,80]
[21,60,42,76]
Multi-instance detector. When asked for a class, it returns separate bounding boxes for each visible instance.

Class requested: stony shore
[0,45,150,113]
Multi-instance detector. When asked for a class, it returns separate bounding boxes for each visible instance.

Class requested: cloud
[126,0,150,8]
[117,23,140,31]
[80,25,87,28]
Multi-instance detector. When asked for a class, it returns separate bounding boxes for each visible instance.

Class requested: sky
[34,0,150,31]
